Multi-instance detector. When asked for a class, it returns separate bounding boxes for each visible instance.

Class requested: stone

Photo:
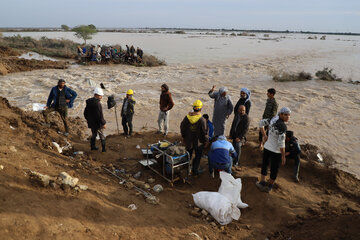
[210,222,217,227]
[49,182,58,189]
[124,182,134,189]
[0,165,4,170]
[220,226,225,231]
[61,183,71,192]
[9,146,17,152]
[78,185,88,191]
[147,178,155,184]
[59,172,79,187]
[29,171,52,187]
[190,210,202,217]
[201,209,208,216]
[146,195,159,205]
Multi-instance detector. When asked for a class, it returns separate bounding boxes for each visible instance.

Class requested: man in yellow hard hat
[180,100,209,176]
[121,89,136,136]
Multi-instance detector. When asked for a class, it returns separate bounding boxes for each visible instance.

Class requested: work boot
[101,140,106,152]
[90,138,98,150]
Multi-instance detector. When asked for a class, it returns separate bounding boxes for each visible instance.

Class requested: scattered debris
[190,209,202,217]
[272,70,312,82]
[320,35,326,40]
[0,165,4,170]
[187,232,202,240]
[29,171,52,187]
[74,151,84,155]
[136,145,141,149]
[10,125,16,130]
[147,178,155,184]
[146,195,160,205]
[52,142,63,153]
[128,204,137,211]
[133,171,142,179]
[153,184,164,193]
[201,209,208,216]
[78,184,88,191]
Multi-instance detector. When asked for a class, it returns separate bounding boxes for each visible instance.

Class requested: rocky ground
[0,96,359,240]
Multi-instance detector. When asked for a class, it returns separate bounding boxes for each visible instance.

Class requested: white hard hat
[94,87,104,96]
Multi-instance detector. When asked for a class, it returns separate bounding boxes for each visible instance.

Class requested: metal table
[146,140,190,186]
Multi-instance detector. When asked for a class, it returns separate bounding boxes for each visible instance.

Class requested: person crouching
[84,87,107,152]
[208,135,237,178]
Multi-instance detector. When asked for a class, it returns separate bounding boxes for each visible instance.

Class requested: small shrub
[141,54,166,67]
[272,70,312,82]
[315,68,342,81]
[174,30,185,34]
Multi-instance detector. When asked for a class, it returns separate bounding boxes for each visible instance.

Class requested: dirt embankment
[0,46,69,75]
[0,96,359,240]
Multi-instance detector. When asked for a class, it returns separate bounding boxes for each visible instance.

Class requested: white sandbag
[218,171,248,209]
[32,103,46,112]
[192,191,240,225]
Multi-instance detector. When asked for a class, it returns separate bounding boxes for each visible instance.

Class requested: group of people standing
[77,44,144,64]
[42,79,301,193]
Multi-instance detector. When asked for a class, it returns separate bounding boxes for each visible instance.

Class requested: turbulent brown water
[1,31,360,178]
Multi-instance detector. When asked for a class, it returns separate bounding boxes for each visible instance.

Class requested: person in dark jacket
[230,105,250,166]
[180,100,209,176]
[84,88,107,152]
[158,83,174,136]
[259,88,278,149]
[43,79,77,136]
[121,89,136,136]
[234,88,251,115]
[285,131,301,182]
[203,114,214,140]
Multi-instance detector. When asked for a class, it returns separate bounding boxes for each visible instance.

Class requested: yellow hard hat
[126,89,134,95]
[193,100,203,109]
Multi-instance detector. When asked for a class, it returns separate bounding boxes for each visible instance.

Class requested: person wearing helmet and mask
[43,79,77,137]
[84,87,107,152]
[180,100,209,176]
[121,89,136,136]
[256,107,291,193]
[208,85,233,137]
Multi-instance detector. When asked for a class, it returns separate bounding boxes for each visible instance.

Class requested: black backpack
[107,95,116,109]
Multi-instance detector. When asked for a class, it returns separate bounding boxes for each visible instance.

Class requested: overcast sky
[1,0,359,32]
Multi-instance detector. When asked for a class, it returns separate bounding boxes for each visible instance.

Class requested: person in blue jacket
[43,79,77,136]
[208,135,237,177]
[203,114,214,140]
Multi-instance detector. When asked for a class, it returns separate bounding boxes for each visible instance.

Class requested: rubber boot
[101,140,106,152]
[90,138,98,150]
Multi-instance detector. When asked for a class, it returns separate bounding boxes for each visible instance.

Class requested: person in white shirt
[256,107,291,193]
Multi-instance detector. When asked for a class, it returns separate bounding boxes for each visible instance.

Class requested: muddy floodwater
[1,31,360,178]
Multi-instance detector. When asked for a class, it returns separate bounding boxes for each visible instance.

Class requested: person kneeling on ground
[285,130,301,182]
[229,105,249,166]
[256,107,291,193]
[208,135,237,178]
[84,88,107,152]
[180,100,209,176]
[43,79,77,137]
[121,89,136,136]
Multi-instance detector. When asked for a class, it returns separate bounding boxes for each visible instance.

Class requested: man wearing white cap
[256,107,291,193]
[84,87,107,152]
[208,85,233,137]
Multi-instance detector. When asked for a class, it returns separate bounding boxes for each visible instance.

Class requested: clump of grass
[140,54,166,67]
[315,68,342,81]
[174,30,185,34]
[0,35,78,58]
[271,70,312,82]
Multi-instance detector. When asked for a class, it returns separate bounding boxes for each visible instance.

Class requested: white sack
[218,171,248,209]
[32,103,46,112]
[192,191,240,225]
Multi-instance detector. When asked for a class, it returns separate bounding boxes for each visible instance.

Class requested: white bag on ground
[193,191,240,225]
[32,103,46,112]
[218,171,248,209]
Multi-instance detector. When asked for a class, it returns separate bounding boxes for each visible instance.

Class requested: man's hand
[211,85,216,91]
[66,99,70,103]
[44,106,48,110]
[285,152,290,156]
[263,135,268,143]
[102,124,106,129]
[235,138,241,143]
[281,155,286,166]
